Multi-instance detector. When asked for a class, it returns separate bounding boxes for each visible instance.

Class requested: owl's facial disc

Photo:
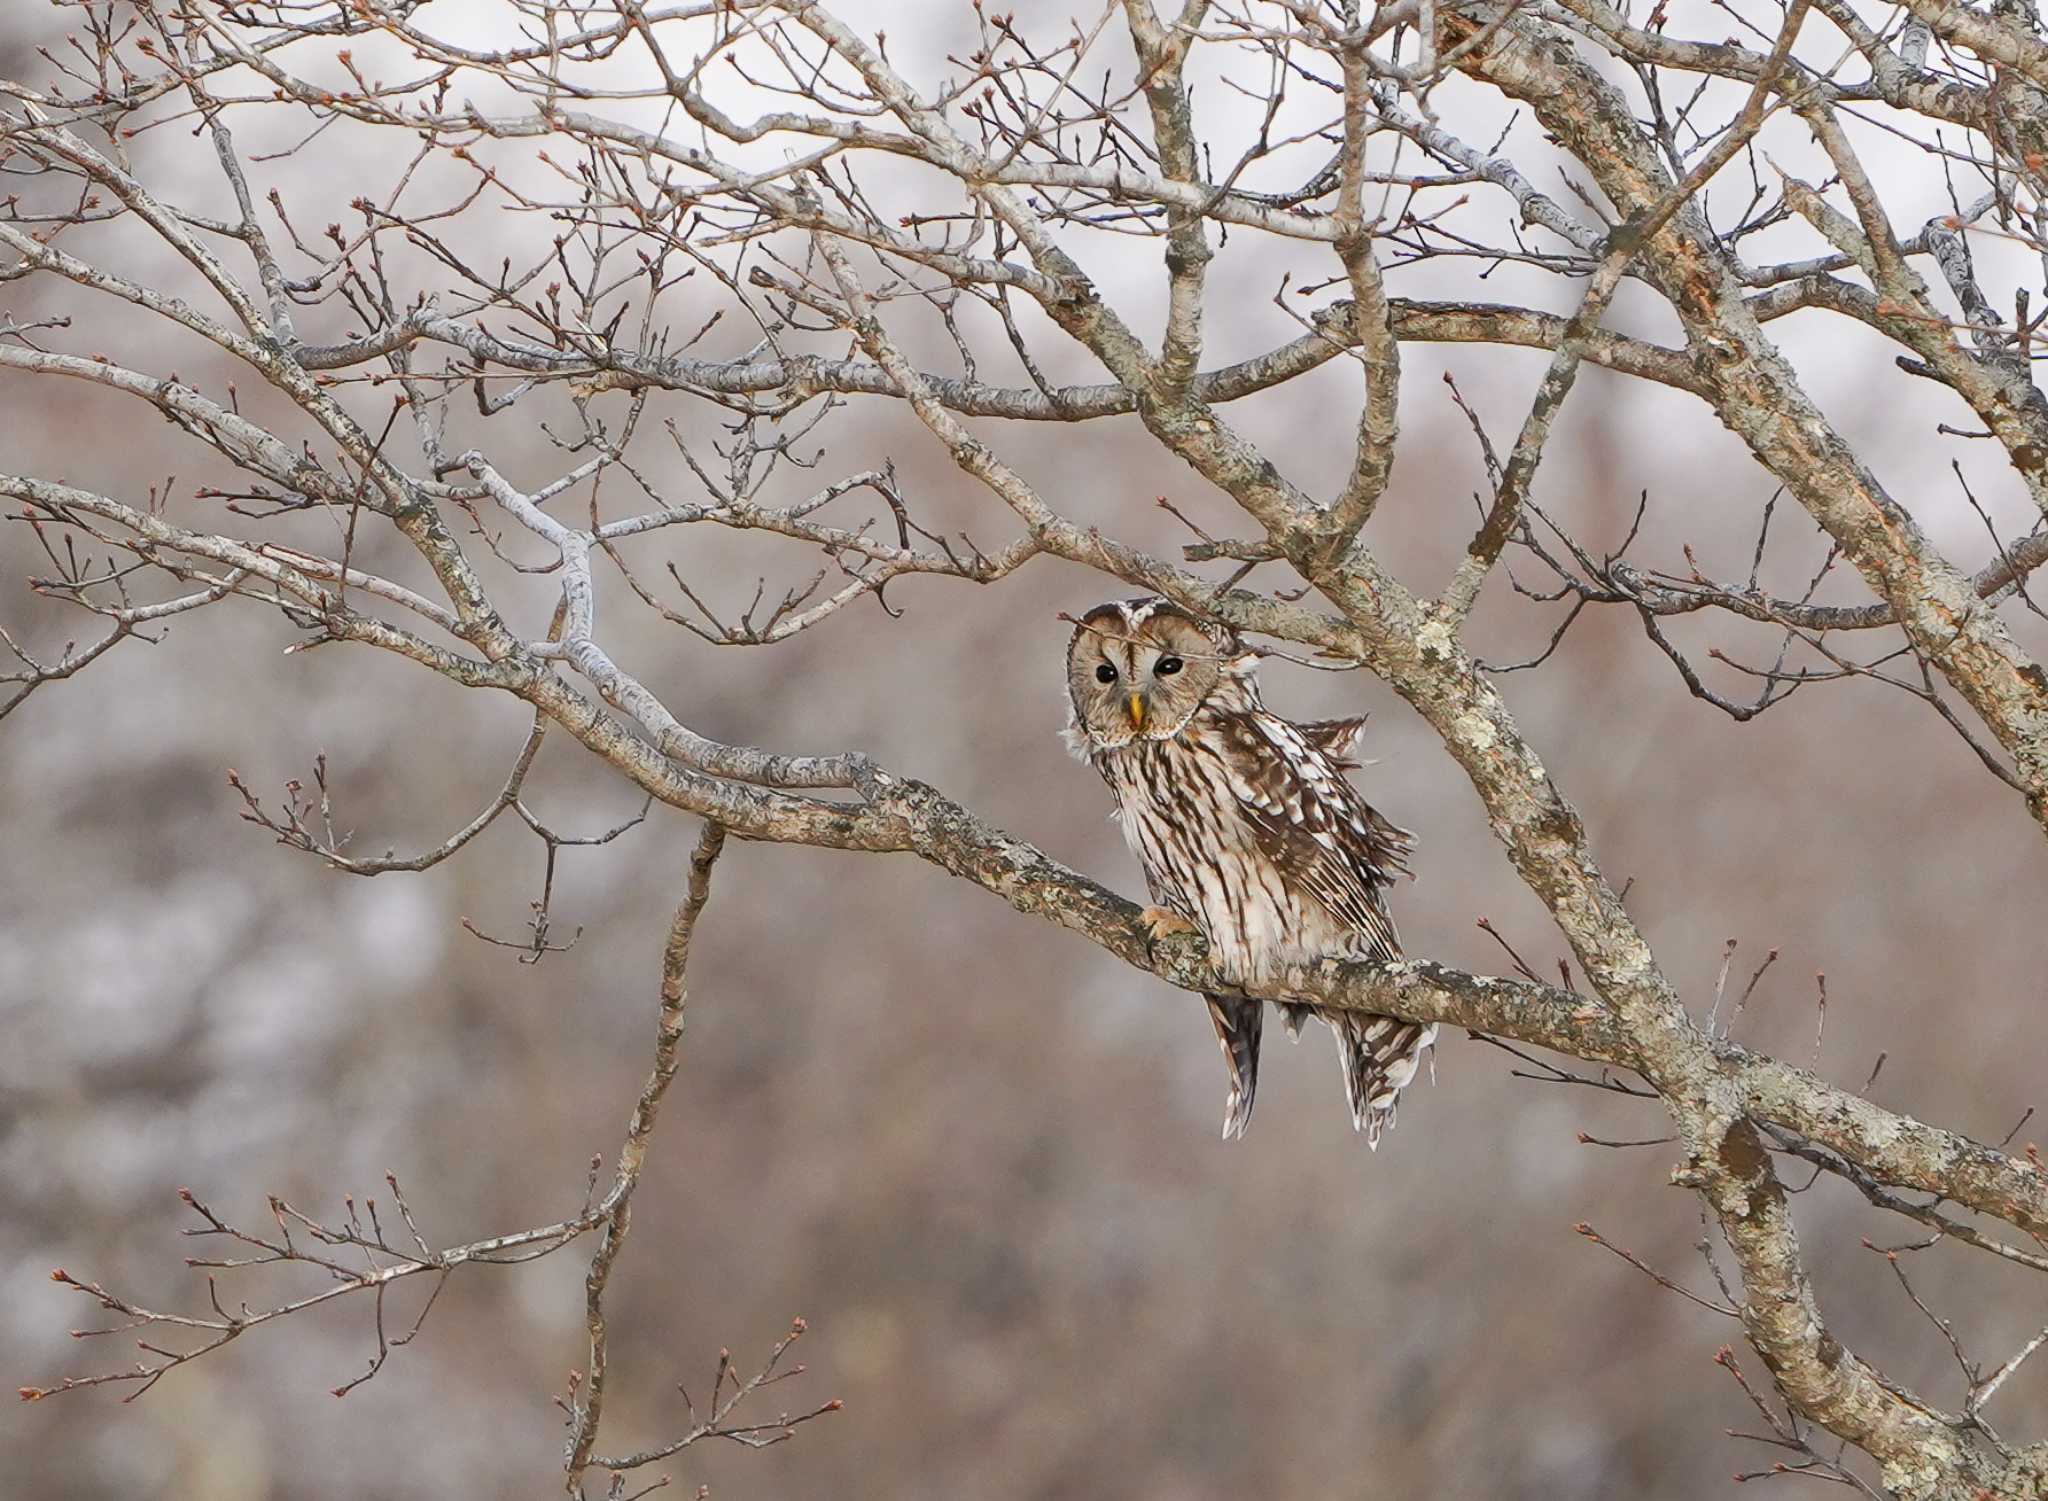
[1067,600,1239,751]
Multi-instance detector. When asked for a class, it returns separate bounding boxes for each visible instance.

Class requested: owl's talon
[1140,906,1199,945]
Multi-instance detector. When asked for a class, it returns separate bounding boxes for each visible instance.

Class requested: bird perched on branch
[1064,597,1431,1144]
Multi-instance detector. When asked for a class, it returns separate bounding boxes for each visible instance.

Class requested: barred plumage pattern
[1065,598,1434,1145]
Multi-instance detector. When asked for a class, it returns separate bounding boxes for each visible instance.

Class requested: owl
[1064,597,1433,1145]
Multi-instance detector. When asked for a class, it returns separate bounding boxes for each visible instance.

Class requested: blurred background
[4,3,2047,1498]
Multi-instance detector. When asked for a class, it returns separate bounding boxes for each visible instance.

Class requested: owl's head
[1064,597,1253,750]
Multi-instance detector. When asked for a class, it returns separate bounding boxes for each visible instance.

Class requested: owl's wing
[1209,709,1411,958]
[1296,715,1369,765]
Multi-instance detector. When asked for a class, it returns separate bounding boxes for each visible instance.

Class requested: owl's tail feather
[1334,1014,1438,1149]
[1278,1001,1313,1041]
[1205,995,1264,1140]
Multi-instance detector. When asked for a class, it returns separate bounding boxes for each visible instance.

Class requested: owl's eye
[1155,656,1183,676]
[1094,663,1118,684]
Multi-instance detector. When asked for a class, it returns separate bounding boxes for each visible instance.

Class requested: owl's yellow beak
[1126,693,1147,731]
